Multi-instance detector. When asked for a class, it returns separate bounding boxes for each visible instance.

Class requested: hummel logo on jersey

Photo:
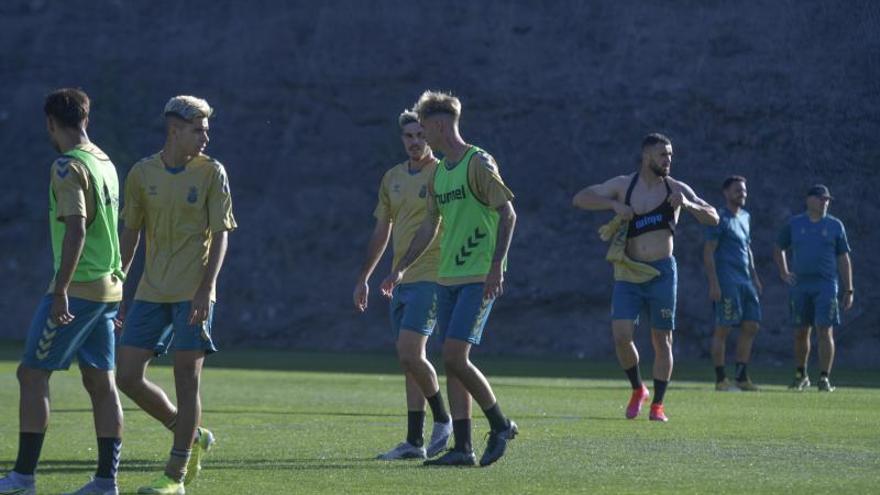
[148,185,158,196]
[436,185,467,205]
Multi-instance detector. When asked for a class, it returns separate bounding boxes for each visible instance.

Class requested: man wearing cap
[115,96,236,494]
[774,184,853,392]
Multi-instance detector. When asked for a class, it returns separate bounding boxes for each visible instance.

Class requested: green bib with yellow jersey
[49,147,123,282]
[434,146,503,279]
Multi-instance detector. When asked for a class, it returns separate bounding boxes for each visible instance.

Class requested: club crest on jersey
[187,186,198,204]
[148,185,158,196]
[392,184,401,194]
[419,185,427,198]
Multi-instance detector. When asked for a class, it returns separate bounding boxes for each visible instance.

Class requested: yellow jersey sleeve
[51,158,89,220]
[373,170,392,221]
[122,164,145,230]
[467,151,514,209]
[207,163,237,233]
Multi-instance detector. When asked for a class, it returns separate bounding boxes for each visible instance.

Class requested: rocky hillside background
[1,0,878,366]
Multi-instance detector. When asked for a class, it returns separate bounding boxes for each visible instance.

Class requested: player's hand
[842,291,854,311]
[780,271,797,286]
[380,270,403,299]
[668,191,689,210]
[114,300,127,331]
[612,201,634,221]
[708,283,721,302]
[50,292,75,326]
[189,286,212,325]
[354,280,369,312]
[484,263,504,300]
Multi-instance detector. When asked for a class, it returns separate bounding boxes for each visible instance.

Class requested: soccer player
[774,185,853,392]
[703,176,763,391]
[353,110,452,460]
[381,91,518,467]
[572,133,718,422]
[115,96,236,494]
[0,88,124,495]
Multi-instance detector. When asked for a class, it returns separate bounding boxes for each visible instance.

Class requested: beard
[649,162,670,177]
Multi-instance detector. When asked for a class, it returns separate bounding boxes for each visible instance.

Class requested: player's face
[724,181,747,207]
[175,117,210,156]
[401,121,430,160]
[647,144,673,177]
[807,195,830,215]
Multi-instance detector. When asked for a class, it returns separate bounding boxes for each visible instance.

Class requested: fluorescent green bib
[434,146,501,278]
[49,148,123,282]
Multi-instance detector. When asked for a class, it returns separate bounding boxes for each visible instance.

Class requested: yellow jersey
[122,152,237,302]
[374,160,441,284]
[46,143,123,302]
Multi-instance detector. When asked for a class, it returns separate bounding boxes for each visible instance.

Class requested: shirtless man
[573,133,719,422]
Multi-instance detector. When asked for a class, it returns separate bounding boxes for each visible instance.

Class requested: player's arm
[703,240,721,302]
[49,159,89,325]
[572,176,633,218]
[485,200,516,299]
[190,230,229,324]
[838,253,853,311]
[189,164,237,324]
[670,181,719,226]
[748,245,763,295]
[354,217,392,312]
[774,222,795,286]
[52,215,87,325]
[380,183,440,297]
[119,227,141,278]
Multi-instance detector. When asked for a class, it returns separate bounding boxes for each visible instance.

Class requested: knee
[115,368,143,395]
[17,365,47,390]
[82,372,115,398]
[442,353,468,375]
[397,350,421,371]
[612,332,633,347]
[713,327,731,339]
[173,363,201,386]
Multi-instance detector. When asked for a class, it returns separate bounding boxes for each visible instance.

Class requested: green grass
[0,343,878,494]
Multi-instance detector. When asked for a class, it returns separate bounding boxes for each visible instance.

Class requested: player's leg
[649,329,673,422]
[733,282,761,391]
[647,257,676,421]
[734,321,759,390]
[814,283,839,391]
[397,330,451,457]
[116,346,177,426]
[116,302,177,428]
[611,278,651,418]
[375,332,430,460]
[66,302,123,495]
[789,284,813,390]
[3,296,102,493]
[443,284,515,466]
[815,326,835,391]
[711,325,731,390]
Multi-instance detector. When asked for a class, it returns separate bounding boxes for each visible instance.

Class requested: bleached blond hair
[164,95,213,121]
[413,90,461,122]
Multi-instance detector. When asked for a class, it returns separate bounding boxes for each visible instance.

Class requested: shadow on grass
[0,340,876,387]
[33,457,426,475]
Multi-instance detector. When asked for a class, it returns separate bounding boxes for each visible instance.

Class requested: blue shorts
[611,257,677,331]
[790,279,839,328]
[390,282,438,337]
[715,280,762,327]
[436,283,495,345]
[21,295,119,371]
[119,300,218,356]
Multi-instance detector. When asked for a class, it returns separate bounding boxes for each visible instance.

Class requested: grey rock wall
[1,0,878,365]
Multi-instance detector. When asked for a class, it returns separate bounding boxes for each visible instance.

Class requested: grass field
[0,342,878,494]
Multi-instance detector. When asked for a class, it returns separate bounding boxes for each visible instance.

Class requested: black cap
[807,184,833,199]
